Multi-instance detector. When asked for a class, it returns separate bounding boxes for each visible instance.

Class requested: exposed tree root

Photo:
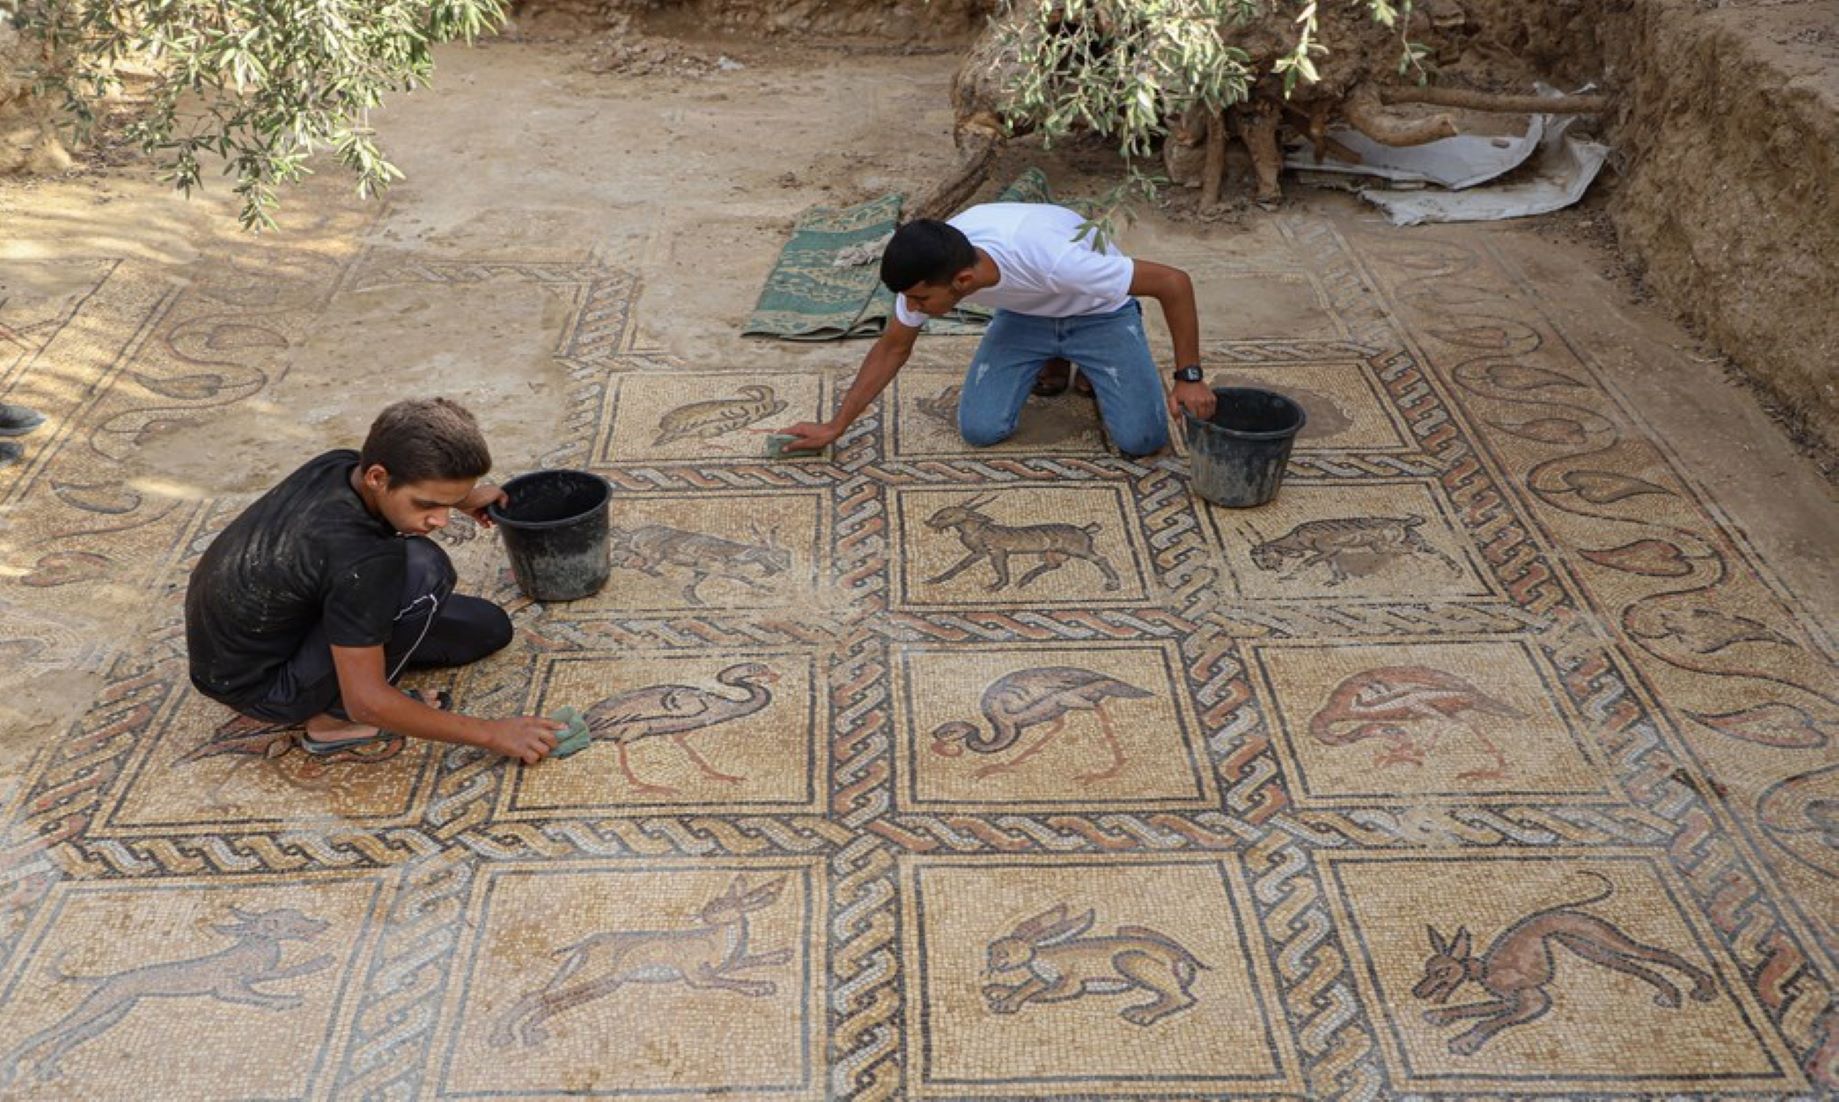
[1200,111,1227,209]
[1342,82,1459,146]
[1231,99,1284,202]
[910,130,1000,222]
[1380,85,1610,115]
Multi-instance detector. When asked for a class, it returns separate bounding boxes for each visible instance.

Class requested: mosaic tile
[2,181,1834,1100]
[889,483,1155,609]
[1203,478,1495,601]
[435,859,824,1099]
[893,640,1215,811]
[899,854,1303,1097]
[1249,636,1610,804]
[1320,850,1805,1093]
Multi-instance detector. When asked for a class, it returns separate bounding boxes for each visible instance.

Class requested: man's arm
[1128,260,1216,420]
[778,320,921,452]
[330,644,560,763]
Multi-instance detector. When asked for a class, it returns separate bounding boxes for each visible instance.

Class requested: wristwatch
[1172,364,1205,384]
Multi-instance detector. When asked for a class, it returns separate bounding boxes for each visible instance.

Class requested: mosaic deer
[1414,873,1718,1055]
[0,906,331,1086]
[925,494,1122,592]
[492,875,792,1049]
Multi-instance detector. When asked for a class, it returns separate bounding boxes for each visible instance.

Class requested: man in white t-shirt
[777,203,1216,457]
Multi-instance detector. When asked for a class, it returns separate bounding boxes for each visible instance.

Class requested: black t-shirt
[185,449,406,707]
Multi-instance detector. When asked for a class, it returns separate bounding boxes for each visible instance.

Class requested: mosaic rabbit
[491,875,793,1048]
[981,904,1207,1026]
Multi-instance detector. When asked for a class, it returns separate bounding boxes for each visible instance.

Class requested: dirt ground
[1,35,1836,1097]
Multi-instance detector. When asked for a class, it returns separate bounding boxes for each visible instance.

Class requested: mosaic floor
[3,98,1838,1101]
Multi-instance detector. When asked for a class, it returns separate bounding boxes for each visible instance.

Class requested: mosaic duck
[930,666,1151,784]
[653,385,787,446]
[582,662,781,795]
[1307,665,1521,780]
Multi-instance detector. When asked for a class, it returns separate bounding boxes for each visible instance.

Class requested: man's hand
[481,716,564,764]
[1167,380,1218,422]
[776,421,841,454]
[460,483,508,528]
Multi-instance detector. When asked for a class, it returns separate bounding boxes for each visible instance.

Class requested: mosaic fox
[1414,873,1718,1055]
[492,875,792,1048]
[0,906,331,1086]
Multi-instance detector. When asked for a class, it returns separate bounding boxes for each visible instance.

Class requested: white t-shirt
[892,203,1135,328]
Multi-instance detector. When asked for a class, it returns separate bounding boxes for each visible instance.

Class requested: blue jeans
[956,300,1169,457]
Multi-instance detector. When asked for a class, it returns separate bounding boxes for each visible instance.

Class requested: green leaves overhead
[11,0,505,229]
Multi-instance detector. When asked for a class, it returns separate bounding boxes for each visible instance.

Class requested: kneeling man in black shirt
[186,398,562,763]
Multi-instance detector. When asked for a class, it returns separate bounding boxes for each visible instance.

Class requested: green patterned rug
[742,169,1056,341]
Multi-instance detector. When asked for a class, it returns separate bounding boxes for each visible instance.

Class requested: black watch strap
[1173,364,1205,384]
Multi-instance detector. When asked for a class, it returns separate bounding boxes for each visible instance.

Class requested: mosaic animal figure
[915,383,961,425]
[654,385,787,446]
[581,662,780,795]
[931,666,1152,784]
[0,907,331,1087]
[1242,514,1463,587]
[982,904,1207,1026]
[608,522,790,605]
[1414,873,1718,1055]
[924,494,1122,592]
[1308,665,1521,780]
[492,875,792,1049]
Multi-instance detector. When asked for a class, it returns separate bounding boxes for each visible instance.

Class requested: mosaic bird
[653,385,787,446]
[915,383,961,426]
[930,666,1152,784]
[582,662,781,795]
[1307,665,1521,780]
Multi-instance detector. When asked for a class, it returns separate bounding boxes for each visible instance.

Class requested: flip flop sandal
[300,688,451,756]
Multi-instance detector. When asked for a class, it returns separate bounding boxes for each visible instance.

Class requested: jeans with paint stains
[956,300,1169,457]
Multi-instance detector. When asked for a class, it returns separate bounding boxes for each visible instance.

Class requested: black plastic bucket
[487,470,612,601]
[1183,387,1307,508]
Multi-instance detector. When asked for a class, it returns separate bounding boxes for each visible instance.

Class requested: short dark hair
[880,219,976,293]
[359,398,492,487]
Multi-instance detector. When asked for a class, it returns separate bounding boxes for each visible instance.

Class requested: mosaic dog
[0,906,331,1086]
[982,904,1207,1026]
[608,522,790,604]
[1242,514,1463,586]
[925,494,1122,592]
[1414,873,1718,1055]
[492,875,793,1048]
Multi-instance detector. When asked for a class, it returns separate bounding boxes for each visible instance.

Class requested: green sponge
[548,705,593,758]
[765,433,827,461]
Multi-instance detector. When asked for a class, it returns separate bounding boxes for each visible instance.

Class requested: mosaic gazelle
[0,907,331,1087]
[492,875,792,1048]
[982,904,1207,1026]
[924,495,1122,592]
